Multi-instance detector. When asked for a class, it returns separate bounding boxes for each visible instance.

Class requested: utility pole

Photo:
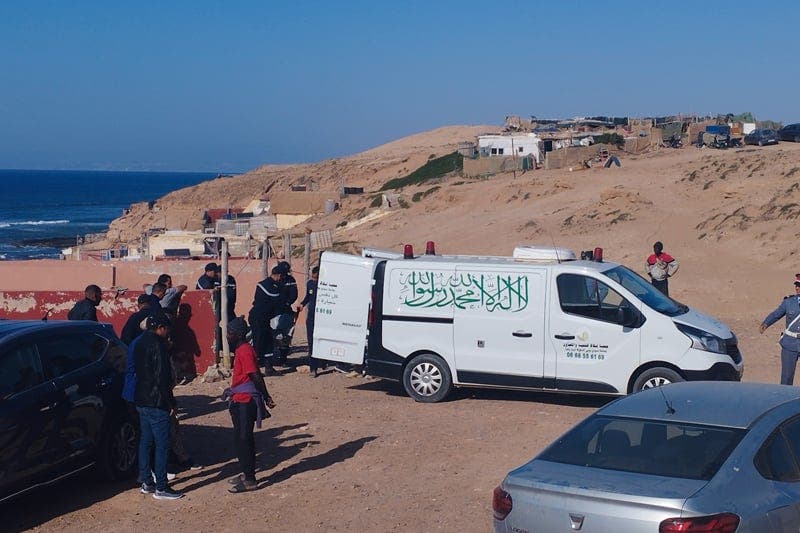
[220,240,231,369]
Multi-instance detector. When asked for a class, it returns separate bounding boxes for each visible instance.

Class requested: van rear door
[313,251,377,366]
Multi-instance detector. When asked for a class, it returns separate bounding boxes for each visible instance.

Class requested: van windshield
[602,266,687,317]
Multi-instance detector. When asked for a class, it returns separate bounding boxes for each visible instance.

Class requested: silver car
[493,382,800,532]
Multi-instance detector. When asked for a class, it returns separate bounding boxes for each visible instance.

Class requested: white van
[314,245,743,402]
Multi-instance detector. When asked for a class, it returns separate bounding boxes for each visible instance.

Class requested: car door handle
[39,402,58,413]
[512,331,533,338]
[554,334,575,340]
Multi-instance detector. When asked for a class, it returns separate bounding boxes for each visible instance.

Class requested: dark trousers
[306,318,317,371]
[781,348,800,385]
[249,311,273,362]
[137,406,171,490]
[651,278,669,296]
[230,399,257,483]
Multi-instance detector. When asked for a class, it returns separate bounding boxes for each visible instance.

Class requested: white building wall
[477,134,541,162]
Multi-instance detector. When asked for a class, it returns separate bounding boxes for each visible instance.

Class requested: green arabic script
[399,271,529,312]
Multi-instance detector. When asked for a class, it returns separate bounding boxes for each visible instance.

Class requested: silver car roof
[598,382,800,429]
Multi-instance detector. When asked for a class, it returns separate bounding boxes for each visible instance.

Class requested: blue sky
[1,1,798,172]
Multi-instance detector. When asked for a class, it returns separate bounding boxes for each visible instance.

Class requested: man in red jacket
[645,241,679,296]
[224,317,275,493]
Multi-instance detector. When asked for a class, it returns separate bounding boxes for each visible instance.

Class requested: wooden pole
[304,229,312,279]
[261,238,269,278]
[220,240,231,369]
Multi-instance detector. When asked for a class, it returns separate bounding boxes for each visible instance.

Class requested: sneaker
[153,488,184,500]
[140,482,156,494]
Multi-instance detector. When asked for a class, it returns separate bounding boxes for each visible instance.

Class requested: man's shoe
[228,479,258,493]
[153,488,185,500]
[140,482,156,494]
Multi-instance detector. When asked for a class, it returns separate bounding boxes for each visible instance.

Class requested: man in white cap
[760,274,800,385]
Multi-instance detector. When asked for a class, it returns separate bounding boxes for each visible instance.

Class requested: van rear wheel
[633,367,684,392]
[403,354,452,403]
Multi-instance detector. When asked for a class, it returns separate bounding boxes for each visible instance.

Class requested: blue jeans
[137,406,171,490]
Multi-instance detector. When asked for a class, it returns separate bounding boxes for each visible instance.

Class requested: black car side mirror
[617,307,640,328]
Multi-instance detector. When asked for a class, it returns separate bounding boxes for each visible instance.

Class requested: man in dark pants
[224,317,275,493]
[645,241,679,296]
[68,284,101,321]
[197,262,222,357]
[760,274,800,385]
[215,264,238,321]
[248,266,282,374]
[275,261,298,365]
[134,315,183,500]
[297,266,320,377]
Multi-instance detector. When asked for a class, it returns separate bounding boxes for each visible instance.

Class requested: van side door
[452,267,547,386]
[548,273,642,394]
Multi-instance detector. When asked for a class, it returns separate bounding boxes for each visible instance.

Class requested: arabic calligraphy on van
[396,270,529,312]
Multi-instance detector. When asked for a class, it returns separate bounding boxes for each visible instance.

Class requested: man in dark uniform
[274,261,298,365]
[197,263,222,357]
[68,284,102,321]
[760,274,800,385]
[216,264,237,321]
[248,266,282,375]
[297,266,320,377]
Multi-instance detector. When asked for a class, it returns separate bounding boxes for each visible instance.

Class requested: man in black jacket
[134,315,184,500]
[67,284,101,321]
[120,294,155,345]
[248,266,282,374]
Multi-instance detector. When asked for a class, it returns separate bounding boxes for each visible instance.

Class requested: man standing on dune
[645,241,678,296]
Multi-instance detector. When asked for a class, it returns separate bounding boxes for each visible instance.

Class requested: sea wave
[0,219,70,228]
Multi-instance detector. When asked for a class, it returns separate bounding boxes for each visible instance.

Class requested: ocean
[0,169,218,260]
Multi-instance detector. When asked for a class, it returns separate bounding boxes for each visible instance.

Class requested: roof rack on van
[512,245,577,262]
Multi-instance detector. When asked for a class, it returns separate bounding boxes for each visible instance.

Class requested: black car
[744,128,779,146]
[778,123,800,142]
[0,320,136,502]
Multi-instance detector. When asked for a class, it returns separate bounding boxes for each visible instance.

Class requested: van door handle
[512,331,533,338]
[554,334,575,340]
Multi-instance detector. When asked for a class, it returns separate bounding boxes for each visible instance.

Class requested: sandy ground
[7,129,800,531]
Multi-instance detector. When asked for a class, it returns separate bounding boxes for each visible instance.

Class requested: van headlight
[675,323,726,354]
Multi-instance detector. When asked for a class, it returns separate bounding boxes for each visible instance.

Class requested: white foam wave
[0,219,69,228]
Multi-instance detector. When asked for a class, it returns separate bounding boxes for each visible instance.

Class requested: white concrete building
[477,133,542,163]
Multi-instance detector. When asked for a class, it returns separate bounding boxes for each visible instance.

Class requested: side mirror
[617,307,639,328]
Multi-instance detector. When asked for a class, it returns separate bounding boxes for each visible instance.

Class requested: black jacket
[120,307,156,345]
[67,298,98,321]
[133,330,175,410]
[250,277,281,318]
[280,274,298,312]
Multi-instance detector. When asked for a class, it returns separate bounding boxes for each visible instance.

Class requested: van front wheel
[403,354,452,403]
[633,367,684,392]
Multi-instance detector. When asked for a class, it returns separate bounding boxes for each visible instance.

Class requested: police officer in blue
[760,274,800,385]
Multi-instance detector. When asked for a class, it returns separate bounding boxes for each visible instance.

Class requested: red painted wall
[0,290,219,373]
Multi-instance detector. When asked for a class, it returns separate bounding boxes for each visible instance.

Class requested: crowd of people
[66,259,318,497]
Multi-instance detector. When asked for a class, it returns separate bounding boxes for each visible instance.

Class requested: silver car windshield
[538,415,745,481]
[603,266,688,317]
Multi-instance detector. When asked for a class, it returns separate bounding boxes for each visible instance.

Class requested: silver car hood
[501,460,709,532]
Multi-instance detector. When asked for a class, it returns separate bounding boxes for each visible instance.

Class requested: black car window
[0,344,45,399]
[755,429,800,482]
[556,274,631,325]
[37,333,108,379]
[539,415,745,480]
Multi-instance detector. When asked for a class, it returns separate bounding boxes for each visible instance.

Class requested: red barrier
[0,290,218,373]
